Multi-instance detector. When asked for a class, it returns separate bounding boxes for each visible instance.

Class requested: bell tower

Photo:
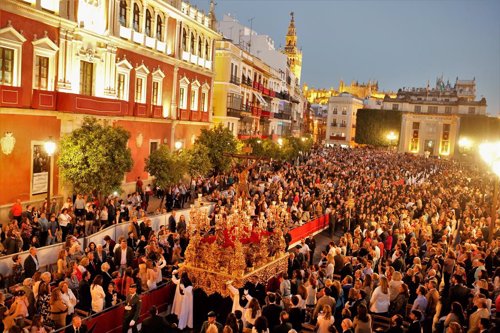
[284,12,303,84]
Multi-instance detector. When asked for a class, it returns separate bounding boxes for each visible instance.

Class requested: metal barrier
[0,204,212,277]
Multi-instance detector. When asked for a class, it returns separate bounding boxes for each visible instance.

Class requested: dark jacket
[200,321,223,333]
[287,307,305,331]
[262,303,283,330]
[78,280,91,311]
[168,215,176,233]
[113,246,134,267]
[407,320,422,333]
[23,255,39,278]
[123,293,142,322]
[272,322,292,333]
[140,314,169,332]
[65,325,88,333]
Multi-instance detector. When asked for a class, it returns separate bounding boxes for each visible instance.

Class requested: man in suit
[262,293,283,330]
[407,310,422,333]
[448,274,471,310]
[23,247,39,278]
[114,239,134,274]
[200,311,223,333]
[123,284,141,333]
[140,306,169,332]
[65,315,88,333]
[243,275,266,306]
[287,296,305,331]
[468,297,489,333]
[272,311,292,333]
[168,210,177,233]
[312,288,335,321]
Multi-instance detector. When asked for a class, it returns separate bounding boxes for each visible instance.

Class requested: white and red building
[0,0,220,219]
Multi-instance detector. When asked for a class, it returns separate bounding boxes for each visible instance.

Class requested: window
[135,78,143,102]
[191,87,199,110]
[80,61,94,95]
[412,122,420,130]
[468,107,476,114]
[198,36,203,58]
[145,9,152,36]
[34,55,49,90]
[152,81,159,105]
[116,59,132,101]
[201,90,209,112]
[414,105,421,112]
[179,87,187,109]
[0,47,14,85]
[182,29,187,51]
[119,0,127,26]
[117,73,126,100]
[205,39,210,59]
[428,106,438,113]
[443,124,451,132]
[133,3,140,31]
[445,106,452,114]
[190,32,196,54]
[342,107,347,115]
[156,15,163,40]
[149,141,159,154]
[332,107,337,115]
[392,104,399,111]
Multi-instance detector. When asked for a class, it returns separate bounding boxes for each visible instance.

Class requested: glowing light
[301,137,306,142]
[386,131,398,141]
[458,137,473,150]
[479,142,500,166]
[492,160,500,178]
[175,141,183,150]
[277,138,283,146]
[44,138,56,156]
[113,191,118,196]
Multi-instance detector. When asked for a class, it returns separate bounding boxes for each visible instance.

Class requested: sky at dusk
[190,0,500,115]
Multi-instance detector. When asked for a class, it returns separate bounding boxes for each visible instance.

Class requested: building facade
[213,13,304,140]
[326,93,364,147]
[385,77,487,156]
[0,0,219,218]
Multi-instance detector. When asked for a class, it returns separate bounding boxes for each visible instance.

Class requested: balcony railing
[241,77,253,87]
[273,112,291,120]
[230,75,241,85]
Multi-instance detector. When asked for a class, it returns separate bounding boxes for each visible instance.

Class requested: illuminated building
[214,13,305,139]
[326,93,364,147]
[0,0,219,218]
[385,77,487,156]
[303,80,395,105]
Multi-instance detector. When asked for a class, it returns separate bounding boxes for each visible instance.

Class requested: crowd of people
[0,146,498,333]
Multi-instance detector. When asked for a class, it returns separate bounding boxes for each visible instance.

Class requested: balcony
[261,110,271,118]
[329,135,346,141]
[330,123,338,127]
[273,112,291,120]
[238,133,262,140]
[241,77,253,87]
[339,123,347,128]
[0,85,28,108]
[190,110,201,121]
[57,92,130,116]
[201,112,209,122]
[179,109,190,120]
[152,105,163,118]
[32,89,57,110]
[230,75,241,85]
[134,102,148,117]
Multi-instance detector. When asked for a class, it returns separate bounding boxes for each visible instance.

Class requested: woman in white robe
[171,270,183,317]
[226,281,245,314]
[177,273,193,330]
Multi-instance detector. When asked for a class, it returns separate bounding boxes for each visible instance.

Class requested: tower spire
[283,11,302,84]
[209,0,217,30]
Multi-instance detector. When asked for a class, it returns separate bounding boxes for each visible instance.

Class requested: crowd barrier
[289,214,330,245]
[0,205,212,277]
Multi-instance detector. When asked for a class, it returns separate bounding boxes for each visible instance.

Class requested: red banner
[289,214,329,245]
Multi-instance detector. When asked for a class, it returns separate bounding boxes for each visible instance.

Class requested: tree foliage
[242,136,313,161]
[459,115,500,142]
[58,117,133,197]
[196,124,239,174]
[355,109,402,146]
[145,145,188,189]
[183,143,212,178]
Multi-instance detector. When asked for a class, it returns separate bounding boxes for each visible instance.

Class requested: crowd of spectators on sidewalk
[0,146,498,333]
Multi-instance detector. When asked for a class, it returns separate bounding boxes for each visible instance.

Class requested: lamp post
[174,140,183,151]
[458,137,473,156]
[386,131,398,151]
[44,137,56,214]
[479,142,500,243]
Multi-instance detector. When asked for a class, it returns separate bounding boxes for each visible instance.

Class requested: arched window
[190,32,195,54]
[205,39,210,60]
[145,9,152,36]
[182,28,187,51]
[198,36,202,58]
[156,15,162,40]
[119,0,127,26]
[133,3,140,31]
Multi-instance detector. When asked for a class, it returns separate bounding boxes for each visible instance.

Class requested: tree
[183,143,212,178]
[355,109,402,146]
[196,124,239,174]
[145,145,188,190]
[58,117,133,201]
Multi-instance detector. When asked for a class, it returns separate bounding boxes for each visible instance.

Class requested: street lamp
[479,142,500,242]
[44,137,56,214]
[458,137,473,154]
[174,140,183,151]
[386,131,398,150]
[277,138,283,146]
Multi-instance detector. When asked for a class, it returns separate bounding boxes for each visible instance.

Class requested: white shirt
[61,289,77,315]
[91,284,105,313]
[120,247,128,265]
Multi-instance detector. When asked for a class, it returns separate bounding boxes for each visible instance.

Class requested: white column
[171,66,179,120]
[175,20,181,58]
[57,28,67,90]
[129,0,135,30]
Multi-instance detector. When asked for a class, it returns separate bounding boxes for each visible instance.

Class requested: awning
[253,91,268,106]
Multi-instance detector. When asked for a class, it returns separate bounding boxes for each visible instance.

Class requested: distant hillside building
[303,80,395,105]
